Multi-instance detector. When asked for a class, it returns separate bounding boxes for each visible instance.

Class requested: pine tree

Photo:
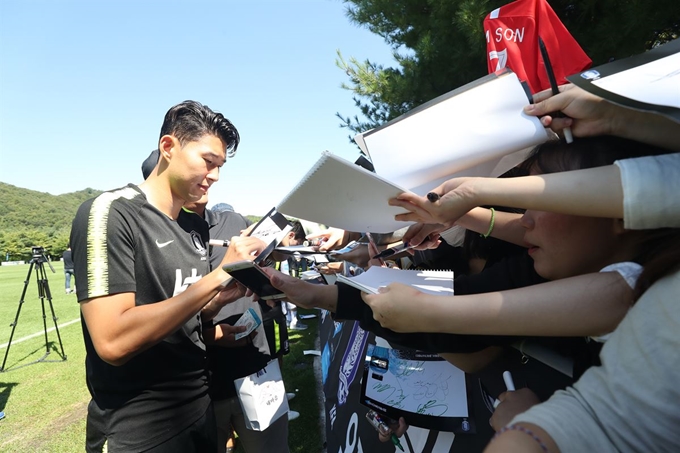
[337,0,679,138]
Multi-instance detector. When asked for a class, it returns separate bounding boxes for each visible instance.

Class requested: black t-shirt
[71,184,211,451]
[203,209,271,400]
[62,249,74,270]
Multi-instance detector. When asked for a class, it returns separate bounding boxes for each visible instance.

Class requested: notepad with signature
[276,151,413,234]
[336,266,454,295]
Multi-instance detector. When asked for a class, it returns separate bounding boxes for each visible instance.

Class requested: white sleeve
[511,271,680,453]
[599,262,642,290]
[439,225,466,247]
[615,153,680,229]
[590,262,642,342]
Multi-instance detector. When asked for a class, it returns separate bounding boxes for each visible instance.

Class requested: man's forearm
[82,268,234,366]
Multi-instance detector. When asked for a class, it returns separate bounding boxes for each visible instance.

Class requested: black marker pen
[427,192,440,202]
[538,36,573,143]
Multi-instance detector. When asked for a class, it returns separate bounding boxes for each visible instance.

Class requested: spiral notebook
[276,151,413,234]
[336,266,454,295]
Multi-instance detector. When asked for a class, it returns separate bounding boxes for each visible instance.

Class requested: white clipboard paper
[354,69,550,194]
[568,39,680,122]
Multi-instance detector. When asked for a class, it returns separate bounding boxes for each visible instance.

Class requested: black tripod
[1,247,67,372]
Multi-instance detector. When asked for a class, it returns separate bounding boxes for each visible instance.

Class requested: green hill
[0,182,102,261]
[0,183,268,262]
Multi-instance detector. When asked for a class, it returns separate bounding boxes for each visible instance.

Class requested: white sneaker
[286,392,296,401]
[288,410,300,421]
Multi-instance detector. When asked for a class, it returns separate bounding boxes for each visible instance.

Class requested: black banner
[320,311,468,453]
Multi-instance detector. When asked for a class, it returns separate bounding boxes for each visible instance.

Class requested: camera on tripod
[2,244,65,371]
[29,245,55,272]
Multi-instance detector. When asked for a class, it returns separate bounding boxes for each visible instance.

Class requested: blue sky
[0,0,395,215]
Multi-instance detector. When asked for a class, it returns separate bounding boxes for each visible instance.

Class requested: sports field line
[0,318,80,349]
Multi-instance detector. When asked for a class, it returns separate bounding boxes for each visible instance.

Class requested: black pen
[372,242,418,260]
[538,36,573,143]
[209,239,230,247]
[427,192,440,202]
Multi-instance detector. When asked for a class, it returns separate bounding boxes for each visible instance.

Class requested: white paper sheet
[336,266,454,295]
[591,53,680,109]
[356,71,549,192]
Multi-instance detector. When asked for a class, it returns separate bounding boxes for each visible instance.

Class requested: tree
[0,183,101,261]
[337,0,679,138]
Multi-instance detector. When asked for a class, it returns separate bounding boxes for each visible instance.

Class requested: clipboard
[568,39,680,122]
[276,151,413,234]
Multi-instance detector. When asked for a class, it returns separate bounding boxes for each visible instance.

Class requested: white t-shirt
[511,270,680,452]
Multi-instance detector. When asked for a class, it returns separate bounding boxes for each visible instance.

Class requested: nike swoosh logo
[155,239,174,248]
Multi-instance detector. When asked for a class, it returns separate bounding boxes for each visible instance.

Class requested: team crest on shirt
[190,231,208,257]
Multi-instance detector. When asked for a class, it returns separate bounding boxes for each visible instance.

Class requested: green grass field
[0,262,324,452]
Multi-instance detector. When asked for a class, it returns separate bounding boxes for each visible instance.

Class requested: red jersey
[484,0,591,94]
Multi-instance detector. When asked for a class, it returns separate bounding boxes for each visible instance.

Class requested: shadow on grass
[0,381,18,413]
[0,340,67,373]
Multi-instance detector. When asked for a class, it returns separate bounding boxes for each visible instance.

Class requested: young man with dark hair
[71,100,265,452]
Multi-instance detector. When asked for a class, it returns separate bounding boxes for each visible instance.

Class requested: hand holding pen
[365,232,385,267]
[489,371,540,432]
[493,370,515,409]
[372,242,419,260]
[366,410,406,451]
[525,83,619,141]
[390,178,477,227]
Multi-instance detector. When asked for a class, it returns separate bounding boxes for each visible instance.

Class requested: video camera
[29,246,55,272]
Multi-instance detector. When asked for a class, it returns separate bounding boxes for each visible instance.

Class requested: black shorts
[144,403,217,453]
[86,403,217,453]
